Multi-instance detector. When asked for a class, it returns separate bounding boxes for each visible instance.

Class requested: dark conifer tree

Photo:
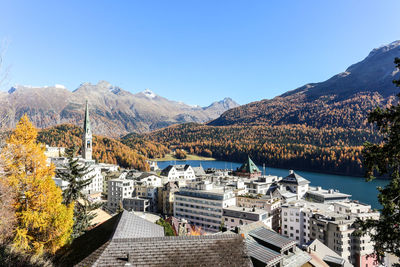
[57,146,99,238]
[358,58,400,263]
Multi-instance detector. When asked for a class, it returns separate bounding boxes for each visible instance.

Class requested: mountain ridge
[209,40,400,128]
[0,81,239,137]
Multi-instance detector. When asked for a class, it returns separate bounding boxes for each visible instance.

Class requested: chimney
[124,253,132,266]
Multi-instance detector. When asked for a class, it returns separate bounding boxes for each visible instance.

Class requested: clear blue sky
[1,0,399,106]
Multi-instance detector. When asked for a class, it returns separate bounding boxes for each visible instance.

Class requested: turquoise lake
[157,160,389,210]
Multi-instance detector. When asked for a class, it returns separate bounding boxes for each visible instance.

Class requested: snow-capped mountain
[0,81,239,136]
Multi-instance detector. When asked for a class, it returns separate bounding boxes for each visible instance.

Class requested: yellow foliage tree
[1,115,74,255]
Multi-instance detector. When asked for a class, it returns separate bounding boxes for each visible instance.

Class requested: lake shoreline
[154,157,390,180]
[156,159,389,209]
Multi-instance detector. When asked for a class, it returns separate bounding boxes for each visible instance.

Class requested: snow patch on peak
[367,40,400,58]
[55,84,66,89]
[143,88,156,98]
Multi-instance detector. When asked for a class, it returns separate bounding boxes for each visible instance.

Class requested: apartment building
[237,194,281,231]
[133,184,158,212]
[305,186,351,203]
[222,206,272,230]
[281,200,333,246]
[160,164,196,181]
[174,181,236,232]
[54,159,104,195]
[107,179,134,211]
[244,175,280,194]
[158,181,180,216]
[280,170,310,199]
[122,197,149,212]
[309,202,380,267]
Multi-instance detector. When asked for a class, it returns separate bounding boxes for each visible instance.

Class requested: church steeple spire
[82,100,92,160]
[84,100,91,134]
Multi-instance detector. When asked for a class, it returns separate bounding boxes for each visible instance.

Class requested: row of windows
[175,208,221,219]
[175,213,220,224]
[176,202,221,213]
[175,196,221,207]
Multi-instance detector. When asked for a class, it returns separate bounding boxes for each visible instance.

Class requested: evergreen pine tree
[57,146,99,238]
[358,58,400,263]
[57,147,92,205]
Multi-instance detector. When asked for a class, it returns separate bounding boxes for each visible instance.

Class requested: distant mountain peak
[142,88,156,99]
[209,39,400,128]
[2,80,238,136]
[55,84,66,89]
[8,84,68,94]
[97,80,112,87]
[366,40,400,59]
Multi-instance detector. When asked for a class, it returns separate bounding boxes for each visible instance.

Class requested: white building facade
[281,200,333,245]
[107,179,134,211]
[174,183,236,232]
[222,206,272,230]
[160,164,196,181]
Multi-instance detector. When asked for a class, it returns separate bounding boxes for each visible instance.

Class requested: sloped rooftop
[281,171,310,186]
[55,211,251,266]
[79,234,251,267]
[112,211,164,239]
[246,238,282,266]
[249,227,297,251]
[237,156,261,174]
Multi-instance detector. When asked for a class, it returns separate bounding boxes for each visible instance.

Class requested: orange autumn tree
[1,115,73,255]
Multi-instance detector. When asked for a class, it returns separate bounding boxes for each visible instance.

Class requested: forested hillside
[37,124,167,171]
[209,92,396,129]
[210,41,400,128]
[142,123,382,176]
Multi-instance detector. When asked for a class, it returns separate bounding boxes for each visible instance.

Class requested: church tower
[82,100,92,160]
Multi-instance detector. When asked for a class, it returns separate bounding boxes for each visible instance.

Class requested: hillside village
[43,102,393,267]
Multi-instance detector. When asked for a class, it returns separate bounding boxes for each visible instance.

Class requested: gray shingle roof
[112,211,164,239]
[249,228,297,250]
[56,211,251,266]
[282,171,310,185]
[79,234,251,267]
[246,239,282,265]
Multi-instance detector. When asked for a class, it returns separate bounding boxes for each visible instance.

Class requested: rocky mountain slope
[0,82,238,136]
[209,40,400,129]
